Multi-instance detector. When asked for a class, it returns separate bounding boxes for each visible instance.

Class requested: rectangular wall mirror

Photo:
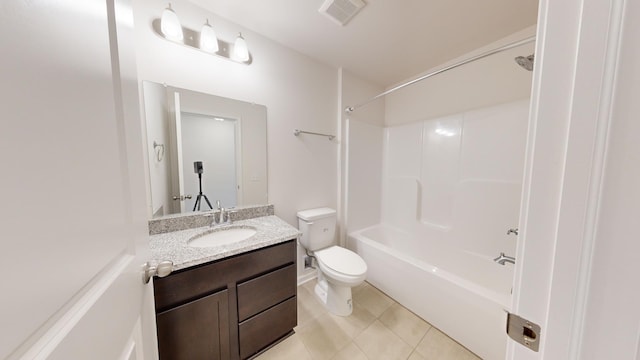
[142,81,268,218]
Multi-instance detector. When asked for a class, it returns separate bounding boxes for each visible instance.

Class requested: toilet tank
[297,208,337,251]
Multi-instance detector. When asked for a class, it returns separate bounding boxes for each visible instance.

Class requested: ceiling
[189,0,539,87]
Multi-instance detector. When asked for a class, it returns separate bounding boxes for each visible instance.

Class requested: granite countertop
[149,215,301,271]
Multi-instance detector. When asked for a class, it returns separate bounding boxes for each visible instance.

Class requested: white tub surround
[345,100,530,360]
[150,215,300,270]
[349,224,512,360]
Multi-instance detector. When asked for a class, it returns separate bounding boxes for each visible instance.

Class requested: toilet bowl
[315,246,367,286]
[297,208,367,316]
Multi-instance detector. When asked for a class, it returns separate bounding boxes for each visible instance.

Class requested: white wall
[339,70,385,244]
[341,70,386,127]
[133,0,339,281]
[385,26,536,126]
[346,119,384,233]
[142,81,172,216]
[133,0,338,227]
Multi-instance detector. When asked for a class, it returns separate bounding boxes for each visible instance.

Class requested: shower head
[515,54,535,71]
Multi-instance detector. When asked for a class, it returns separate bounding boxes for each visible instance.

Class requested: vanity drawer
[238,296,297,359]
[237,264,296,322]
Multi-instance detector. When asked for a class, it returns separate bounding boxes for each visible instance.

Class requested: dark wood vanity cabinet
[153,240,297,360]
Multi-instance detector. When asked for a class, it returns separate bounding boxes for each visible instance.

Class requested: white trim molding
[13,254,134,360]
[510,0,629,359]
[563,0,627,356]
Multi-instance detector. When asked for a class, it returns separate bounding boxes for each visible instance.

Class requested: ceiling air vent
[319,0,366,26]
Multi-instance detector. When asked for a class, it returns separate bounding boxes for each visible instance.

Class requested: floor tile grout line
[377,319,417,359]
[413,325,434,358]
[263,280,481,360]
[350,333,369,359]
[374,299,435,355]
[295,331,314,360]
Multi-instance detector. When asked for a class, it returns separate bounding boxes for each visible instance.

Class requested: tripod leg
[193,195,200,212]
[202,195,213,210]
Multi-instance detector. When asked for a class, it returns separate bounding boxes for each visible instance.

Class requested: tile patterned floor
[256,280,481,360]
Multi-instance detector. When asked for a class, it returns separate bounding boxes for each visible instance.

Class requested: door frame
[169,91,186,214]
[510,0,629,358]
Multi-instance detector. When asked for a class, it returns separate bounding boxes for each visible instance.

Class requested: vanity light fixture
[152,6,252,65]
[233,33,250,62]
[160,3,183,42]
[199,19,219,53]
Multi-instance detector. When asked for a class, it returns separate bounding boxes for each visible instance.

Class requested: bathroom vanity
[148,209,300,360]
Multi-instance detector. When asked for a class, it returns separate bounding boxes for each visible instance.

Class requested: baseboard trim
[297,272,317,286]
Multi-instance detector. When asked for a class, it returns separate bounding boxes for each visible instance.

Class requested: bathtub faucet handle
[507,228,519,236]
[494,252,516,265]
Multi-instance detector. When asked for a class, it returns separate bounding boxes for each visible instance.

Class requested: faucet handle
[226,210,237,224]
[216,200,222,209]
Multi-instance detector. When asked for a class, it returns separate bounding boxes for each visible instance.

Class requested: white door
[1,1,157,359]
[510,0,640,358]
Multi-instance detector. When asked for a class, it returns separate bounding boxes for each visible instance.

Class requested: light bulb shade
[233,33,249,62]
[199,21,219,53]
[160,5,183,41]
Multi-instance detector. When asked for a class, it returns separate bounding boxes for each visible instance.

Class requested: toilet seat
[315,246,367,281]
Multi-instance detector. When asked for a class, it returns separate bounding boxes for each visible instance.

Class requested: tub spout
[494,252,515,265]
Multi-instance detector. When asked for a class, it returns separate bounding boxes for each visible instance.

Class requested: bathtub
[348,224,514,360]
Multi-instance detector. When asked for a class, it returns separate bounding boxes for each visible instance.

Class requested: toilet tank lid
[297,207,336,221]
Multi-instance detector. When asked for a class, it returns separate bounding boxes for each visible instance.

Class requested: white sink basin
[188,227,257,248]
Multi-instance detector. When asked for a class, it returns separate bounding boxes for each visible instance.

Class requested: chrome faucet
[217,200,226,224]
[211,200,235,226]
[210,200,229,226]
[507,228,519,236]
[494,252,516,265]
[209,211,219,227]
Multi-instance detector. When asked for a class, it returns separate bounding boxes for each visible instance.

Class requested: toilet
[297,207,367,316]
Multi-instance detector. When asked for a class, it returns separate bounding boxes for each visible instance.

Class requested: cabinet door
[157,289,230,360]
